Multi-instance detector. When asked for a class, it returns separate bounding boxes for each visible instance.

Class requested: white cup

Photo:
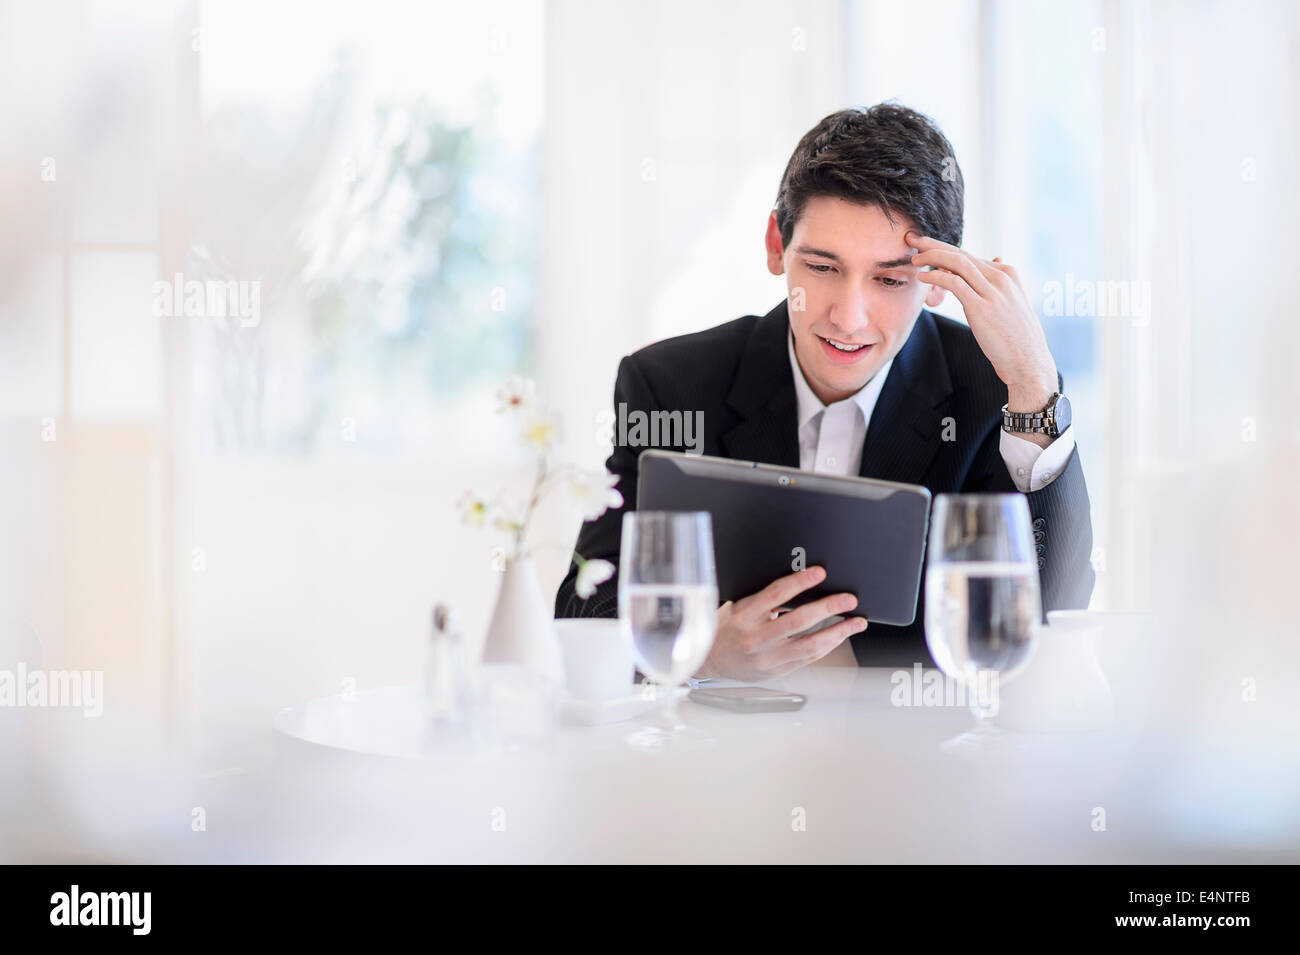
[554,618,636,702]
[994,610,1115,732]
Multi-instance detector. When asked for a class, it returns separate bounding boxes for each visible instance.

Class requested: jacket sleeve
[963,417,1096,614]
[553,355,656,618]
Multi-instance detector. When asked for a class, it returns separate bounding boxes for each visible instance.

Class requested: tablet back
[637,450,931,626]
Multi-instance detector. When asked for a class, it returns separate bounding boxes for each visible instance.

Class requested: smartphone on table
[688,686,806,712]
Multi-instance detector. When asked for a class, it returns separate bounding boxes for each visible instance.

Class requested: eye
[877,276,908,288]
[806,262,835,274]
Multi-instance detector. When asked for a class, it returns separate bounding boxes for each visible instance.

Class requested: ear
[923,281,946,308]
[764,211,785,276]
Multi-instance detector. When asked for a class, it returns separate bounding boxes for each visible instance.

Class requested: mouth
[816,334,877,365]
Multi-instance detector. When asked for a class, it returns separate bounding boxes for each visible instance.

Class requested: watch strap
[1002,394,1062,436]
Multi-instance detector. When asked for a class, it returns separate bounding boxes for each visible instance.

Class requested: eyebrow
[792,245,915,269]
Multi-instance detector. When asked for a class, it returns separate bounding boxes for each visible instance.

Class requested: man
[554,104,1094,679]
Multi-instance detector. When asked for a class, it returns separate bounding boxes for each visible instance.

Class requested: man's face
[765,196,944,405]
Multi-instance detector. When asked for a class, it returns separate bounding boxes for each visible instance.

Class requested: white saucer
[559,686,690,726]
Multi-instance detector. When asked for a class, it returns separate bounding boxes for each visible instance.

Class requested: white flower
[520,409,560,452]
[495,375,537,414]
[457,492,491,527]
[569,470,623,521]
[575,558,615,599]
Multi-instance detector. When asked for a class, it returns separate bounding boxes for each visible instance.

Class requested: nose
[828,285,870,337]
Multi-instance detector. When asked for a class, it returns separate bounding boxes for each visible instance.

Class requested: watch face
[1053,394,1072,432]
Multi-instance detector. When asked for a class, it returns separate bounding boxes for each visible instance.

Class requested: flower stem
[514,453,548,558]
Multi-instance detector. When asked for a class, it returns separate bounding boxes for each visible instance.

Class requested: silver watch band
[1001,398,1059,436]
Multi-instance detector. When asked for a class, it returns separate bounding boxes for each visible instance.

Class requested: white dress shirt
[786,330,1077,665]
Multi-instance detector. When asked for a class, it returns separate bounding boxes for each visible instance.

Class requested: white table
[267,663,1298,863]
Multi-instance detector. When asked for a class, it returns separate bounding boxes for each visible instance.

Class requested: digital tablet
[636,450,932,626]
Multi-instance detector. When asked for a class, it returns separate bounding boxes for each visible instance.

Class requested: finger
[910,248,994,297]
[766,616,869,670]
[909,231,1004,276]
[798,616,869,664]
[904,230,959,253]
[973,255,1016,289]
[767,591,858,638]
[988,254,1021,281]
[991,258,1022,289]
[734,566,826,620]
[915,265,977,311]
[907,231,1006,293]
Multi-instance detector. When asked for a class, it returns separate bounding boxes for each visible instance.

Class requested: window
[196,0,543,457]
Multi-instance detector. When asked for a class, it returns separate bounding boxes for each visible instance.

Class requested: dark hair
[774,103,964,249]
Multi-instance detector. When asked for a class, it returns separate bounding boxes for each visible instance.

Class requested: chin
[814,362,874,395]
[830,367,877,391]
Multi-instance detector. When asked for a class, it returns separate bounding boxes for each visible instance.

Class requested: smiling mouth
[818,335,871,353]
[815,334,878,364]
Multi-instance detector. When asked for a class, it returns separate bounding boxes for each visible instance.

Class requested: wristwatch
[1001,392,1071,437]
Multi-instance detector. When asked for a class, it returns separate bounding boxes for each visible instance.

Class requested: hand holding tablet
[637,450,931,681]
[701,565,866,680]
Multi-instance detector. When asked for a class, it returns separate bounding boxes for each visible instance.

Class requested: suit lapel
[858,310,954,485]
[720,300,800,468]
[719,302,954,485]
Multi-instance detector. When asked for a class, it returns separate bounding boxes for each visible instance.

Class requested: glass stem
[659,685,685,731]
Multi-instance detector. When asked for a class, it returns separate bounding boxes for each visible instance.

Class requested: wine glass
[924,494,1042,741]
[618,511,718,750]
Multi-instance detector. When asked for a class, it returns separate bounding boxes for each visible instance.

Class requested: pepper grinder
[426,602,469,726]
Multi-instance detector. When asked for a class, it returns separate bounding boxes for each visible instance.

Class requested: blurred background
[1,0,1297,860]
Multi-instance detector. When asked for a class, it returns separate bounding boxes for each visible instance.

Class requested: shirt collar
[787,329,895,430]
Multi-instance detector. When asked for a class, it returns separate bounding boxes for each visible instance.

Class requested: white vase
[480,555,564,684]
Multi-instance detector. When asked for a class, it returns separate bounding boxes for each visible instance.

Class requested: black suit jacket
[554,299,1095,667]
